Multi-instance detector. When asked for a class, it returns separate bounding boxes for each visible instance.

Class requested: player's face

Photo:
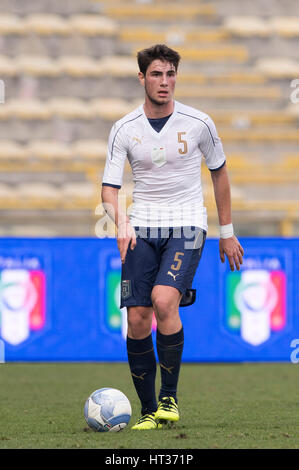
[139,60,177,106]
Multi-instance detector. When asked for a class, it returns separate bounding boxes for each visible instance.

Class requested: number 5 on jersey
[177,132,188,155]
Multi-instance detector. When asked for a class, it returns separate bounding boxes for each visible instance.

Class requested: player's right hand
[117,222,137,264]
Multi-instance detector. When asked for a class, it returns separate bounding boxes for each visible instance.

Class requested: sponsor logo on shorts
[121,280,132,300]
[167,271,180,281]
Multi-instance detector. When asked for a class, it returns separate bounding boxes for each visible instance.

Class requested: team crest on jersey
[151,147,167,167]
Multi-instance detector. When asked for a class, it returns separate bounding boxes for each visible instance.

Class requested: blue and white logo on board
[222,249,292,348]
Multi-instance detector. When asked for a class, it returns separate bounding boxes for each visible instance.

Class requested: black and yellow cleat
[155,397,180,423]
[131,413,162,430]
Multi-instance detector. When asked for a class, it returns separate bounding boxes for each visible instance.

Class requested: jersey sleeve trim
[177,111,215,146]
[102,182,121,189]
[209,161,226,171]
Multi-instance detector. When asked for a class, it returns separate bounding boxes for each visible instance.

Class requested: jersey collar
[139,100,177,138]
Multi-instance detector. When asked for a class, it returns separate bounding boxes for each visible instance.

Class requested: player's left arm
[210,164,244,271]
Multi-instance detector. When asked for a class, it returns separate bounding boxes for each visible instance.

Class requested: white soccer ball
[84,388,132,432]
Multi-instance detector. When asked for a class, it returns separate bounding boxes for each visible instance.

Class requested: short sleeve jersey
[102,100,226,230]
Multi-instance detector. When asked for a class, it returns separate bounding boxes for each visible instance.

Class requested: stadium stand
[267,16,299,37]
[0,14,26,35]
[0,140,28,160]
[222,16,272,37]
[104,3,216,20]
[0,0,298,236]
[24,14,71,35]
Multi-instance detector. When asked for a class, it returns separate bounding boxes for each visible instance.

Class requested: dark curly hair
[137,44,181,75]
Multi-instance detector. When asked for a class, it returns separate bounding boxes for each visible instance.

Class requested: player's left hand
[219,236,244,271]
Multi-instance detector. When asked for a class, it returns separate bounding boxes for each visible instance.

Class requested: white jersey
[102,100,226,230]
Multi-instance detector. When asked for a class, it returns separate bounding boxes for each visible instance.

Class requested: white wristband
[220,223,234,239]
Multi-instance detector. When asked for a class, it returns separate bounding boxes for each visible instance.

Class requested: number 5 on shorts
[171,252,184,271]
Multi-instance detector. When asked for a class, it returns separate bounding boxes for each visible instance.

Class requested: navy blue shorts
[120,226,206,308]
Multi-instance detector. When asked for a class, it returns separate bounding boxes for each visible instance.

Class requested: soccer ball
[84,388,132,432]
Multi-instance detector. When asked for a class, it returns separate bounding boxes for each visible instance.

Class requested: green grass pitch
[0,362,298,449]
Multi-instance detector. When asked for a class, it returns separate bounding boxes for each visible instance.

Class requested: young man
[101,44,244,430]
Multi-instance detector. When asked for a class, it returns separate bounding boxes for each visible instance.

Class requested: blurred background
[0,0,298,238]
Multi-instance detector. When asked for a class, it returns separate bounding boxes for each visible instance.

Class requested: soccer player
[101,44,244,430]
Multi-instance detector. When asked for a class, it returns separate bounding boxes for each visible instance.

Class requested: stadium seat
[211,71,267,85]
[90,98,134,120]
[268,17,299,37]
[177,70,266,85]
[17,182,61,208]
[0,183,17,208]
[255,58,299,78]
[225,154,257,171]
[95,0,207,3]
[0,101,12,120]
[105,3,215,20]
[248,111,297,125]
[62,181,96,197]
[27,140,72,160]
[69,14,118,36]
[286,102,299,117]
[211,110,296,126]
[71,140,107,161]
[0,55,18,76]
[175,45,250,62]
[244,199,299,212]
[8,99,51,120]
[58,55,103,77]
[176,72,207,85]
[24,14,70,35]
[98,56,138,76]
[174,85,281,99]
[220,128,299,143]
[16,55,61,76]
[48,97,92,119]
[202,171,245,199]
[223,16,271,36]
[275,155,299,171]
[0,14,25,35]
[231,172,299,185]
[186,29,230,42]
[120,28,170,43]
[1,55,140,78]
[0,141,28,160]
[119,27,229,44]
[62,182,98,209]
[9,225,59,236]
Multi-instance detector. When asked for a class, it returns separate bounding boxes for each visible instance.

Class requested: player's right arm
[101,185,136,263]
[101,123,136,263]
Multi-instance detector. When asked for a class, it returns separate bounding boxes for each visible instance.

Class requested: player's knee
[151,295,175,322]
[127,306,152,338]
